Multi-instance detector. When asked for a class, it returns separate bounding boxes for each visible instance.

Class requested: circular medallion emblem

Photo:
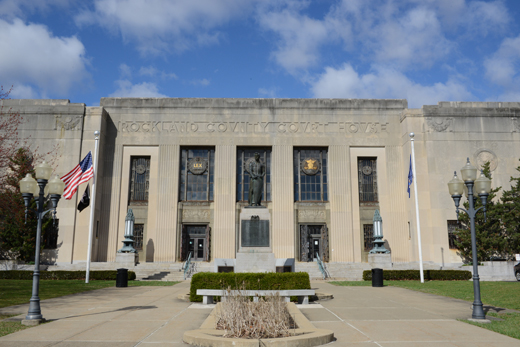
[135,164,146,175]
[301,157,321,175]
[474,149,498,172]
[188,157,208,175]
[244,157,264,174]
[362,166,372,176]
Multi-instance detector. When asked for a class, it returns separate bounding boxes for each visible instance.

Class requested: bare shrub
[215,288,293,339]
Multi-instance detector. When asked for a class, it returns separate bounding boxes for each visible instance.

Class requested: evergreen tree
[500,159,520,258]
[0,148,52,261]
[454,162,505,262]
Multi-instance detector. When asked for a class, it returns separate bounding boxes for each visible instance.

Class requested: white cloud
[139,66,178,79]
[119,63,132,79]
[76,0,257,55]
[109,80,168,97]
[190,79,210,86]
[257,6,333,73]
[0,19,89,97]
[258,87,279,98]
[484,36,520,88]
[311,64,473,108]
[0,0,76,19]
[8,84,38,99]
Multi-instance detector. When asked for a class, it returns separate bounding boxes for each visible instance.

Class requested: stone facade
[3,98,520,269]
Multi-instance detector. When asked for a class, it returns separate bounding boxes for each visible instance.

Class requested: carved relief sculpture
[426,117,453,132]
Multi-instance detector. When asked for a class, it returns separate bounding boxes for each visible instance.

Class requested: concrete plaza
[0,281,518,346]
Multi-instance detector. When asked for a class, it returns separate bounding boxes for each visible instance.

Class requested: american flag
[61,152,94,200]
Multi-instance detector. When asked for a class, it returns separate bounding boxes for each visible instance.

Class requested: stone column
[384,146,410,262]
[271,145,294,258]
[154,145,180,262]
[328,145,354,262]
[213,145,236,259]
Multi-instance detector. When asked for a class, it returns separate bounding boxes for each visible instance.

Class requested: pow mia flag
[77,184,90,212]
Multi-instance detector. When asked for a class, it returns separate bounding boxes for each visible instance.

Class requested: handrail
[183,252,192,280]
[316,253,329,280]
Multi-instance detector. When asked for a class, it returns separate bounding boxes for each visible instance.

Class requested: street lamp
[19,162,65,325]
[448,158,491,320]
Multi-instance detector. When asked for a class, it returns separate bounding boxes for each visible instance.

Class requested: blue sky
[1,0,520,108]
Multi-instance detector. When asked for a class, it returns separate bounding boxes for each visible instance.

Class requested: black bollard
[372,268,383,287]
[116,268,128,287]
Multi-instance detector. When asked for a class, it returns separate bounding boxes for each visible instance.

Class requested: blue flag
[407,155,413,198]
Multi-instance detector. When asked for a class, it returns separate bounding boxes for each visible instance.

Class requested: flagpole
[86,131,100,284]
[410,132,424,283]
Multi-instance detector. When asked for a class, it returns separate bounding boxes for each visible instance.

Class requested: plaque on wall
[187,157,208,175]
[241,216,269,247]
[300,157,321,175]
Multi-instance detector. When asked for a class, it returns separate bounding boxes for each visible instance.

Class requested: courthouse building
[5,98,520,273]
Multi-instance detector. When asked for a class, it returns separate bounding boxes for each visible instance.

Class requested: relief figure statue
[248,152,265,206]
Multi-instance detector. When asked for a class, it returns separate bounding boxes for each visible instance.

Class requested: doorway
[181,224,210,261]
[299,224,329,262]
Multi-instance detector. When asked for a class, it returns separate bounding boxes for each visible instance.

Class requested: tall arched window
[294,148,328,201]
[180,148,214,201]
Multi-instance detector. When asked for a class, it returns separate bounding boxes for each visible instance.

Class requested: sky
[1,0,520,108]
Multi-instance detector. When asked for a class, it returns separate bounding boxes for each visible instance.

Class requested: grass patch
[331,280,520,340]
[384,281,520,311]
[0,280,179,309]
[0,315,30,338]
[464,312,520,340]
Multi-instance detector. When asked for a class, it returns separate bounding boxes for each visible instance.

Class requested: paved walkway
[0,281,518,346]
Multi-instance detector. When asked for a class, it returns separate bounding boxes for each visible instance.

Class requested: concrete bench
[196,289,315,305]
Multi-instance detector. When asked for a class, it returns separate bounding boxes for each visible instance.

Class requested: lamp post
[118,209,137,253]
[448,158,491,320]
[369,210,390,254]
[19,162,65,325]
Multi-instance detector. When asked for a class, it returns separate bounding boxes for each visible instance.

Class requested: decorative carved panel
[182,209,210,221]
[298,209,326,222]
[55,115,82,131]
[426,117,453,132]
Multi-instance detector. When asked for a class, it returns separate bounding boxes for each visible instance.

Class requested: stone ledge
[183,302,334,347]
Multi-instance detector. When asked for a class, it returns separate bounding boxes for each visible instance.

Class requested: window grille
[447,220,460,249]
[129,157,150,203]
[358,158,378,203]
[180,148,214,201]
[294,148,328,201]
[43,219,59,249]
[134,224,144,251]
[237,148,271,202]
[363,224,374,251]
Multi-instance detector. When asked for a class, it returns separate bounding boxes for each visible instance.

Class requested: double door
[181,224,210,261]
[300,224,329,262]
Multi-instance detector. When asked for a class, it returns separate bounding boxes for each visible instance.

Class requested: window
[134,224,144,251]
[43,219,59,249]
[129,157,150,203]
[363,224,374,251]
[358,158,378,203]
[294,148,328,201]
[447,220,460,249]
[180,148,214,201]
[237,148,271,202]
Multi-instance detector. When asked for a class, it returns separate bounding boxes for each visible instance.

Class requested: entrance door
[181,224,210,261]
[189,237,205,261]
[300,224,328,262]
[309,237,320,261]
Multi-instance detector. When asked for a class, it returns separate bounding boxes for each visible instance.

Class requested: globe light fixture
[18,165,64,326]
[447,158,492,321]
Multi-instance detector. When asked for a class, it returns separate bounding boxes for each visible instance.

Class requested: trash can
[116,268,128,287]
[372,268,383,287]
